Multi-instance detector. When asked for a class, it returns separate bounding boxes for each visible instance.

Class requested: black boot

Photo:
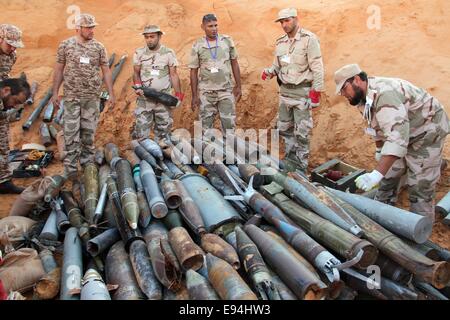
[0,180,25,194]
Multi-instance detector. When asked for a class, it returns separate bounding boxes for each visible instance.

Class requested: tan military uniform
[56,36,109,176]
[133,45,178,141]
[0,52,16,80]
[188,34,238,132]
[272,28,324,172]
[359,76,450,220]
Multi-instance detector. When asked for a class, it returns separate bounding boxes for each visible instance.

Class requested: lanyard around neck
[205,36,218,60]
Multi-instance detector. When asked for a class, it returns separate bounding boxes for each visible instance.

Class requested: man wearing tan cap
[262,8,324,173]
[132,25,183,142]
[0,24,24,80]
[335,63,449,221]
[52,13,115,181]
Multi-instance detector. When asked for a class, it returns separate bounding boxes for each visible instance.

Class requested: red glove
[0,280,7,300]
[309,89,321,107]
[261,71,268,81]
[175,92,185,102]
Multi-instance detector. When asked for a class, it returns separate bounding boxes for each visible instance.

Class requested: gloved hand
[375,147,382,162]
[355,170,384,191]
[261,68,273,81]
[309,90,321,108]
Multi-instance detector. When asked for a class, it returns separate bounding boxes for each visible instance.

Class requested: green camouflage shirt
[359,76,450,158]
[133,45,178,94]
[56,36,109,99]
[0,51,16,80]
[272,28,324,91]
[188,34,238,91]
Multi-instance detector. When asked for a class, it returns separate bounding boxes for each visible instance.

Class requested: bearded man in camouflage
[336,63,450,222]
[52,14,115,180]
[133,25,183,142]
[189,13,242,134]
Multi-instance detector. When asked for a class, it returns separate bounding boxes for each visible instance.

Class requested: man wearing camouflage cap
[52,13,115,180]
[335,63,450,221]
[0,24,24,80]
[189,14,242,134]
[133,25,183,142]
[262,8,324,173]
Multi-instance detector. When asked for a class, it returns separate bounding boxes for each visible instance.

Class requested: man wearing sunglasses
[335,63,449,222]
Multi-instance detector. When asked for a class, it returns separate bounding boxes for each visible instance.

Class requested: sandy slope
[1,0,449,247]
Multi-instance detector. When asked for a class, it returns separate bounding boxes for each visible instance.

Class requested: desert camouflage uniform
[359,76,450,220]
[0,28,18,184]
[133,45,178,141]
[271,28,324,172]
[188,34,238,132]
[56,36,109,176]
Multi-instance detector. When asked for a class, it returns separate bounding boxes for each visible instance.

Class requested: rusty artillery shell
[375,254,413,284]
[270,273,297,300]
[206,253,258,300]
[140,160,168,218]
[40,122,52,147]
[129,240,162,300]
[34,249,61,300]
[60,191,84,229]
[48,124,58,140]
[325,187,450,289]
[186,269,219,300]
[160,175,182,209]
[162,209,184,230]
[245,224,328,300]
[105,241,146,300]
[87,228,121,257]
[238,164,264,188]
[44,175,66,203]
[235,226,281,300]
[142,221,182,291]
[200,233,240,270]
[83,163,99,224]
[95,147,105,166]
[104,143,120,166]
[131,140,160,170]
[175,180,207,235]
[168,227,204,271]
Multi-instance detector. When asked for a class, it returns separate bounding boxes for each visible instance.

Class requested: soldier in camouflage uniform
[0,25,26,194]
[335,63,450,221]
[52,14,115,180]
[189,14,242,134]
[0,78,30,194]
[262,8,324,173]
[132,25,183,142]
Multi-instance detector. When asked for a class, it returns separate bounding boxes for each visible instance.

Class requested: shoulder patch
[276,34,288,43]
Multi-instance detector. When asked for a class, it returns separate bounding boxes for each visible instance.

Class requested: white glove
[355,170,384,191]
[375,147,382,162]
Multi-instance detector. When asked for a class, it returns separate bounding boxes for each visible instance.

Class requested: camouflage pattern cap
[75,14,99,28]
[275,8,298,22]
[0,24,24,48]
[334,63,362,95]
[142,25,165,35]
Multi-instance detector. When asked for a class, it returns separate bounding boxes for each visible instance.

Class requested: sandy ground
[1,0,449,248]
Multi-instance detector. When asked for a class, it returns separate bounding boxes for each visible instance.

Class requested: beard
[349,84,366,106]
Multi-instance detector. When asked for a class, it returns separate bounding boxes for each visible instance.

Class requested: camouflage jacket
[272,28,324,91]
[56,36,109,100]
[133,45,178,94]
[188,34,238,91]
[358,76,450,158]
[0,51,17,80]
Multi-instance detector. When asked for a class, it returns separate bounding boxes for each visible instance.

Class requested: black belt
[281,82,312,89]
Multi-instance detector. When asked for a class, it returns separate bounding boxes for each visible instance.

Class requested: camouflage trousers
[0,118,11,184]
[277,92,313,172]
[375,129,447,222]
[63,98,100,177]
[132,97,173,142]
[199,89,236,133]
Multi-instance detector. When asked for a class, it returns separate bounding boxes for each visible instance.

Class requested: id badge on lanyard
[80,56,90,64]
